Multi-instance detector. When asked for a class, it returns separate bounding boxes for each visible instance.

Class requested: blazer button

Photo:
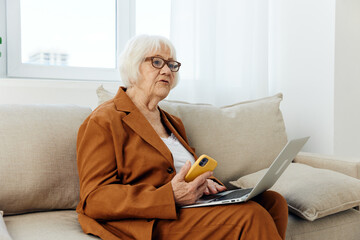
[167,167,174,174]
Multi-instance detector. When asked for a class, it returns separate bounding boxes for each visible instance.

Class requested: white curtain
[168,0,270,106]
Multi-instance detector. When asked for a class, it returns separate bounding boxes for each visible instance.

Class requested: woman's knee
[263,191,288,211]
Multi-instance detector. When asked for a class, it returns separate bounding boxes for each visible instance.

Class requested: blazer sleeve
[76,118,178,221]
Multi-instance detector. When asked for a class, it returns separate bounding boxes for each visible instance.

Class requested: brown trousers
[153,191,288,240]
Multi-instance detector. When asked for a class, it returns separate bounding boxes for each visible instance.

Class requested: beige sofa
[1,90,360,240]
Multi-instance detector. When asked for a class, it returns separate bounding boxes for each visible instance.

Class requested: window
[7,0,134,81]
[21,0,116,68]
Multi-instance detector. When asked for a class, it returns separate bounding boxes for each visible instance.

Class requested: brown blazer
[76,87,199,240]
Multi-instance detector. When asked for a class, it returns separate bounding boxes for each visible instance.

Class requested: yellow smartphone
[185,154,217,182]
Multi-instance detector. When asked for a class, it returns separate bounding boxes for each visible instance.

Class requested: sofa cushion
[97,86,288,188]
[96,85,115,106]
[0,211,12,240]
[0,105,92,215]
[4,210,98,240]
[230,163,360,221]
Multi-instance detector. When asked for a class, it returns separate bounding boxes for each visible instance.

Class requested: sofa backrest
[0,89,288,215]
[0,104,92,215]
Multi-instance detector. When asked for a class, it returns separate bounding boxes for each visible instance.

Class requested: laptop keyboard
[214,188,253,201]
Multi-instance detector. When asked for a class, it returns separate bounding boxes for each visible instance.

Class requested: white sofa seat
[286,209,360,240]
[4,208,360,240]
[4,211,97,240]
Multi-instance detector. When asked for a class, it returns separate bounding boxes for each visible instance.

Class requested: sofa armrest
[294,152,360,180]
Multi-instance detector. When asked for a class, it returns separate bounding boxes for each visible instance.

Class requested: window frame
[6,0,135,81]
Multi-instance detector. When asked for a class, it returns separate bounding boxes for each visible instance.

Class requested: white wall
[334,0,360,157]
[269,0,336,154]
[270,0,360,158]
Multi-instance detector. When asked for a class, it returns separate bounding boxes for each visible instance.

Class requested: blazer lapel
[123,110,173,163]
[113,88,173,164]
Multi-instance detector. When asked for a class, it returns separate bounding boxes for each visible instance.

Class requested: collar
[113,87,137,112]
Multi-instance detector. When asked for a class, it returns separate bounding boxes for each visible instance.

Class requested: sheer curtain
[168,0,270,106]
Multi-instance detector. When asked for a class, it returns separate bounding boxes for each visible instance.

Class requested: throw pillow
[96,85,288,188]
[0,211,12,240]
[230,163,360,221]
[96,85,116,106]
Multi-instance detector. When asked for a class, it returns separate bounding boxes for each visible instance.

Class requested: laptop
[182,136,309,208]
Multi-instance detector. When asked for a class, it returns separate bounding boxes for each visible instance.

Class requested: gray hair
[119,34,179,89]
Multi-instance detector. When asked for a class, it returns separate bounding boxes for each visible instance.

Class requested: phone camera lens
[199,158,208,167]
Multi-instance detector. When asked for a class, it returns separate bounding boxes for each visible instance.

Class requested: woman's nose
[160,64,172,75]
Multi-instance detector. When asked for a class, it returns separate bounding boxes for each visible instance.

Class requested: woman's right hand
[171,161,213,206]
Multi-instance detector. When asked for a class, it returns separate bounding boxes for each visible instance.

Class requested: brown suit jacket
[76,87,199,240]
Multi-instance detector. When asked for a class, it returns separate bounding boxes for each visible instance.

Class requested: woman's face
[136,47,176,101]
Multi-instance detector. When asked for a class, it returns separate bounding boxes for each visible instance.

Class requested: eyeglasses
[144,56,181,72]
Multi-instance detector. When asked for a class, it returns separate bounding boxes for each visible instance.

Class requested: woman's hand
[171,161,213,206]
[203,179,227,195]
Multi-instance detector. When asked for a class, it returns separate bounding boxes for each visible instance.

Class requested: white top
[161,133,196,173]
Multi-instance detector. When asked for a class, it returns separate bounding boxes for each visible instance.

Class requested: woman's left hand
[203,179,227,195]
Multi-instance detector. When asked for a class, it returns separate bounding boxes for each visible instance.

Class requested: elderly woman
[76,35,288,240]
